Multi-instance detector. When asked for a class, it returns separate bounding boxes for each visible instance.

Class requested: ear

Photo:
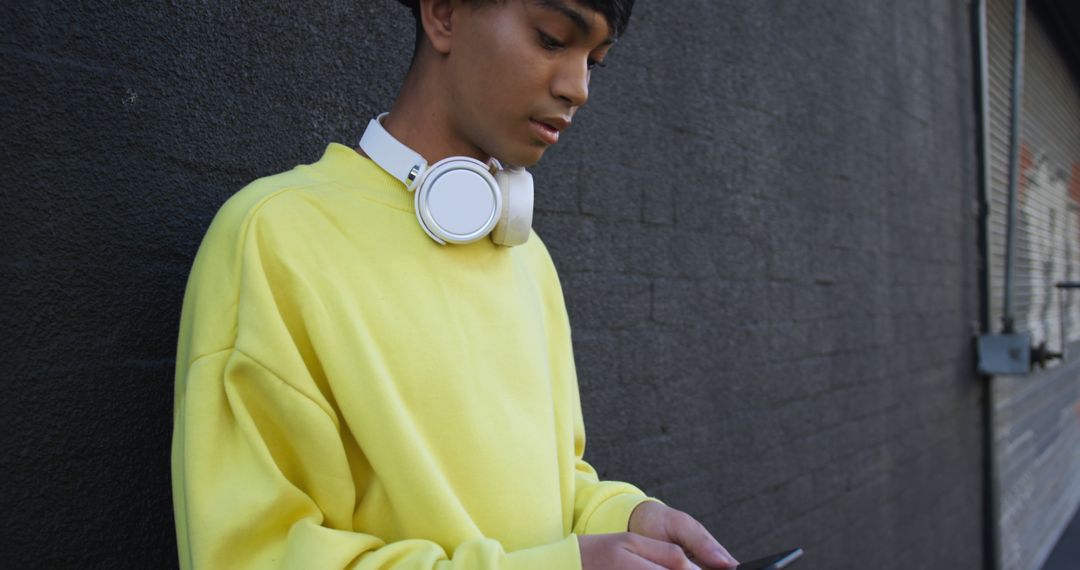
[418,0,456,55]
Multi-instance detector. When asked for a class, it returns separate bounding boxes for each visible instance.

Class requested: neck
[376,55,491,166]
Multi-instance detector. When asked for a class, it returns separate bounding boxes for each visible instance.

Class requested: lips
[527,115,570,145]
[530,119,560,145]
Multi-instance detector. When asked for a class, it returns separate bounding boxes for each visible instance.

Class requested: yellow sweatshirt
[171,143,658,569]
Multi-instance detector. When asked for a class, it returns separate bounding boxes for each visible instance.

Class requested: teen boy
[171,1,738,568]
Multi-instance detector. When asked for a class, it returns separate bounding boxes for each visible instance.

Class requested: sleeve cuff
[582,494,666,535]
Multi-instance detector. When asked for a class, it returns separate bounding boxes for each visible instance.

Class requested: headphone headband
[357,112,533,247]
[359,112,426,191]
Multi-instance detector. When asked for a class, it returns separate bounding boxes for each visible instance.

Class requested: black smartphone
[733,547,804,569]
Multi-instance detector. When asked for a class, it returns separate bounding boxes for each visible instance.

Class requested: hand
[578,533,704,570]
[627,501,739,569]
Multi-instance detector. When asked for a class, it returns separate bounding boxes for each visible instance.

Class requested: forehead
[527,0,615,46]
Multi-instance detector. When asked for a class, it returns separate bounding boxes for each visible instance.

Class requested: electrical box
[977,331,1032,375]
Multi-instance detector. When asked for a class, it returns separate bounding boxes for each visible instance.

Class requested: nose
[552,58,590,108]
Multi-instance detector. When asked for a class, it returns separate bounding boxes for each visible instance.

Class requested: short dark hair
[395,0,635,63]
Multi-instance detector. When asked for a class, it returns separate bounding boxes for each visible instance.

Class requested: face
[445,0,615,167]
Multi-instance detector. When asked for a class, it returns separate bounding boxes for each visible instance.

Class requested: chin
[500,146,546,169]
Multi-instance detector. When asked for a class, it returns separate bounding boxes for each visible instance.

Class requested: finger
[666,513,739,568]
[625,533,701,570]
[626,553,672,570]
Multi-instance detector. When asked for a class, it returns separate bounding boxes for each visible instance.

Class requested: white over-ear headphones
[358,112,534,247]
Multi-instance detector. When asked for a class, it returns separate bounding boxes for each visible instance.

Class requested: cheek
[457,29,544,113]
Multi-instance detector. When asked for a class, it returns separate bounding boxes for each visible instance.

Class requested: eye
[537,30,564,51]
[540,29,609,72]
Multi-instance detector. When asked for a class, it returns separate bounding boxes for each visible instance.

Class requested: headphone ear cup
[415,157,503,245]
[490,167,534,246]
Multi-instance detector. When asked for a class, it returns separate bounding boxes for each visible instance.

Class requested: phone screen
[733,548,804,570]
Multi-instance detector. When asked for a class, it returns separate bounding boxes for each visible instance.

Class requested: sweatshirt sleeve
[173,349,581,569]
[171,192,582,569]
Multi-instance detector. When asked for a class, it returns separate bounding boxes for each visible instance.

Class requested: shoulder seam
[187,345,341,431]
[234,346,341,430]
[197,181,331,362]
[183,180,337,370]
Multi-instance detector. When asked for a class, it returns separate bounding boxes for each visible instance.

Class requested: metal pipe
[979,0,994,331]
[975,2,1002,568]
[1003,0,1026,333]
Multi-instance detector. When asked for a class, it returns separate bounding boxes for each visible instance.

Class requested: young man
[171,1,739,568]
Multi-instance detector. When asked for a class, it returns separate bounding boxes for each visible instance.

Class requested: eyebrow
[532,0,616,46]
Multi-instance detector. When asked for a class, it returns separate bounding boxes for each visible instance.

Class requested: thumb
[667,514,738,568]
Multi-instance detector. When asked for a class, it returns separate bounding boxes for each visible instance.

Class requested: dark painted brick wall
[3,1,984,568]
